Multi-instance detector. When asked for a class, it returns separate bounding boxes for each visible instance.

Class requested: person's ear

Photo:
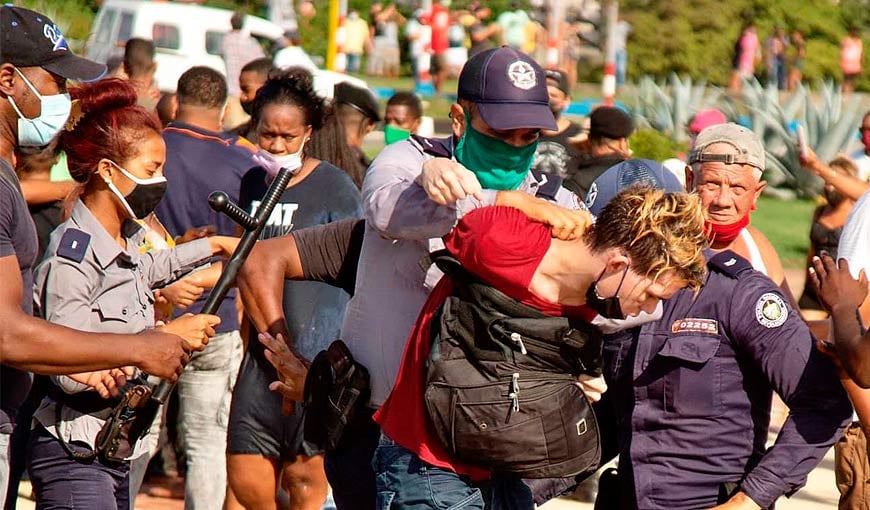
[450,103,465,138]
[96,159,117,183]
[0,64,17,96]
[365,119,376,135]
[685,165,695,191]
[605,249,630,273]
[411,117,422,134]
[754,178,767,201]
[303,125,313,143]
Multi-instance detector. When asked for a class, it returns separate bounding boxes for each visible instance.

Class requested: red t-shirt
[430,3,450,55]
[373,206,596,480]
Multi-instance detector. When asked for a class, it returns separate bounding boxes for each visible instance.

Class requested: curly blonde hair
[585,186,708,288]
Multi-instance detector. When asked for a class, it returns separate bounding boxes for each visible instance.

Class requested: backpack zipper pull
[508,372,520,413]
[510,332,527,355]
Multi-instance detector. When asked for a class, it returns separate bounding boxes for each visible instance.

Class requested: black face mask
[106,162,168,220]
[241,100,255,116]
[126,181,168,219]
[585,263,630,320]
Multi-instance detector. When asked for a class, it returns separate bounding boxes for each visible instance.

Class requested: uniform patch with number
[671,318,719,335]
[755,292,788,328]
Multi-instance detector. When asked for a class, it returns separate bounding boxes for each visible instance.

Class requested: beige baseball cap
[689,123,765,171]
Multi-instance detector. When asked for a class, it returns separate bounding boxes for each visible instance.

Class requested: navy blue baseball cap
[584,159,684,216]
[1,5,106,82]
[458,47,556,131]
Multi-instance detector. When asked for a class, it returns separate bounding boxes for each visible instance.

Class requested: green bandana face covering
[454,114,538,191]
[384,124,411,145]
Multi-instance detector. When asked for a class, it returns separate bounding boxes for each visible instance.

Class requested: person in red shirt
[372,186,710,508]
[429,0,451,93]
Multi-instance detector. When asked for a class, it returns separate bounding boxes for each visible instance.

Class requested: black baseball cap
[334,82,381,122]
[458,47,556,131]
[0,5,106,82]
[589,106,634,139]
[545,69,570,95]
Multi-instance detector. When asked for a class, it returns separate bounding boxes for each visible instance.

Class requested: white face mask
[263,140,306,178]
[8,68,72,147]
[591,301,664,334]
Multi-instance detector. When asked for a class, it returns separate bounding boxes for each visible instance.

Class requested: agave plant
[738,77,862,196]
[631,74,723,143]
[630,74,862,198]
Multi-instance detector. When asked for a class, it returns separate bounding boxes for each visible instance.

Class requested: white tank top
[739,228,768,275]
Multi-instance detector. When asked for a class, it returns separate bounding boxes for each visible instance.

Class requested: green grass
[752,195,817,269]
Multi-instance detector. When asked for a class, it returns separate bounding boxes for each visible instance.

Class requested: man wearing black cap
[531,69,584,179]
[334,81,381,170]
[0,6,196,501]
[326,47,586,510]
[564,105,634,200]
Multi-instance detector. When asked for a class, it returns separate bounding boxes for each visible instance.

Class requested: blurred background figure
[532,69,584,179]
[383,91,423,145]
[729,21,760,93]
[273,30,317,72]
[334,82,381,170]
[788,29,806,91]
[230,58,276,143]
[497,1,530,51]
[466,3,498,60]
[799,156,860,317]
[841,26,864,93]
[766,26,788,90]
[343,9,370,74]
[852,111,870,181]
[222,11,265,129]
[123,38,159,111]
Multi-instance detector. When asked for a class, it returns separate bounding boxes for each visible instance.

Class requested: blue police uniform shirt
[603,251,851,510]
[0,158,38,432]
[239,161,363,361]
[155,122,258,332]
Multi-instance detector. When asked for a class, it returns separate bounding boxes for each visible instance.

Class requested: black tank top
[809,221,842,260]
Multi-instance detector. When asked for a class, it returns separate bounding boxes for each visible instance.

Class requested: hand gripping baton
[151,168,293,404]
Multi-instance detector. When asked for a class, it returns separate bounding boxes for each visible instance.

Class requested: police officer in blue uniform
[600,246,851,509]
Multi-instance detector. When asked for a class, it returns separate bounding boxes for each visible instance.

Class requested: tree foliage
[621,0,869,91]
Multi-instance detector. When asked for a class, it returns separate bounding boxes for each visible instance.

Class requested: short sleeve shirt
[374,206,595,479]
[0,158,38,431]
[239,162,363,361]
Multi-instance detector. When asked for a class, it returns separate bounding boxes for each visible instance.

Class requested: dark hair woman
[227,69,362,510]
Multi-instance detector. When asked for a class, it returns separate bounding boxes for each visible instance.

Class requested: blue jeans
[372,433,534,510]
[28,426,130,510]
[177,330,243,510]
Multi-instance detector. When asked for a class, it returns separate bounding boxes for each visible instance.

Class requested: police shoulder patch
[755,292,788,328]
[56,228,91,263]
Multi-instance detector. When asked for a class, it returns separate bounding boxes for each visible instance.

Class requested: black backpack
[424,251,602,479]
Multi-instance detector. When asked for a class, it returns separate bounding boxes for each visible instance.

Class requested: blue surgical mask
[7,68,72,148]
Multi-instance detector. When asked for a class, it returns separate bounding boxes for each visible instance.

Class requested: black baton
[151,168,293,404]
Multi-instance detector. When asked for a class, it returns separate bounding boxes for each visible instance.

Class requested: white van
[85,0,283,92]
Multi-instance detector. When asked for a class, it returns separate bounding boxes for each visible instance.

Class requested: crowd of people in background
[2,3,870,510]
[731,21,864,93]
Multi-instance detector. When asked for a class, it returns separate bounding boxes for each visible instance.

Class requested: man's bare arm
[237,236,302,342]
[19,180,75,206]
[0,255,191,381]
